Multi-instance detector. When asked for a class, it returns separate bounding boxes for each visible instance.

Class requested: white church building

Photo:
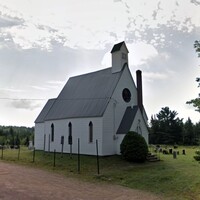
[34,41,149,156]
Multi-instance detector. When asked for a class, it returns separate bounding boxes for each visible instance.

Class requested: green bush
[120,131,148,163]
[194,150,200,161]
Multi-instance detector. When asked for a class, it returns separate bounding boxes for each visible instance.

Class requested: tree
[9,127,15,147]
[187,40,200,111]
[193,122,200,145]
[149,107,183,144]
[183,117,194,145]
[15,134,20,147]
[194,40,200,57]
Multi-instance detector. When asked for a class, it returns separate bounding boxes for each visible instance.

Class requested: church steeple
[111,41,129,73]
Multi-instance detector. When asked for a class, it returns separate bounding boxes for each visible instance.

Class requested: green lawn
[1,146,200,200]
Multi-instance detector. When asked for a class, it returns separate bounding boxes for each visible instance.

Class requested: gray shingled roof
[116,106,138,134]
[35,99,56,123]
[35,67,123,122]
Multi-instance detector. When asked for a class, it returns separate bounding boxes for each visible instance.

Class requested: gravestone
[173,151,177,159]
[28,141,33,150]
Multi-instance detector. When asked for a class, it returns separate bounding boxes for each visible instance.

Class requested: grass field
[1,146,200,200]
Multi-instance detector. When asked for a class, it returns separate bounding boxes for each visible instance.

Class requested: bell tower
[111,41,129,73]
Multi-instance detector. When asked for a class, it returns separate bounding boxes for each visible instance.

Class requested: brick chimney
[136,70,143,113]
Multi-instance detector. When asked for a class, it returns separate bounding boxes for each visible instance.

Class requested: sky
[0,0,199,127]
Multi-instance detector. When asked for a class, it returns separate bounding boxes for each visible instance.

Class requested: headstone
[28,141,33,150]
[173,151,177,159]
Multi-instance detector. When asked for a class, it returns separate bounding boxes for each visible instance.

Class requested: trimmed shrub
[120,131,148,163]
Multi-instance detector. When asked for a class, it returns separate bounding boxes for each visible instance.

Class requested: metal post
[96,140,100,175]
[78,138,80,174]
[61,144,63,158]
[1,146,3,160]
[44,134,46,151]
[70,144,72,159]
[33,147,35,163]
[53,149,56,167]
[48,134,50,152]
[61,136,64,158]
[18,146,20,160]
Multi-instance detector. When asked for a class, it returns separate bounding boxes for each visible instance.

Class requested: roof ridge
[69,67,113,79]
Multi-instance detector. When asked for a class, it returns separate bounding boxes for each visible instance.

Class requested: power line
[0,98,47,101]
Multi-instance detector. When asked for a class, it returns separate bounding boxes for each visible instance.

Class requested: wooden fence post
[96,140,100,175]
[53,149,56,167]
[78,138,80,174]
[18,146,20,160]
[1,146,3,160]
[32,147,35,163]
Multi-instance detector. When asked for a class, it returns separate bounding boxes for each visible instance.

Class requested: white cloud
[46,80,65,85]
[127,42,159,66]
[101,41,159,67]
[0,0,199,126]
[143,71,171,82]
[31,86,50,91]
[8,99,41,110]
[0,87,24,93]
[0,0,199,51]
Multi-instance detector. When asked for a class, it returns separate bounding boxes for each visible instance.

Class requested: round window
[122,88,131,102]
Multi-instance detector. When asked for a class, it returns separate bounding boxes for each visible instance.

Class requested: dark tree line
[149,107,200,145]
[0,126,34,147]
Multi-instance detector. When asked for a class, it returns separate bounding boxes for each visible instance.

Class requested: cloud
[101,41,159,67]
[143,71,173,82]
[0,88,24,93]
[46,80,65,85]
[0,0,199,126]
[31,86,50,91]
[9,99,41,110]
[127,42,159,66]
[190,0,200,6]
[0,0,199,51]
[0,14,23,27]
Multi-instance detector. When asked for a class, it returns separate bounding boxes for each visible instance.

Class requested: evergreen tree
[149,107,183,144]
[9,127,15,147]
[187,40,200,111]
[194,121,200,144]
[183,118,194,145]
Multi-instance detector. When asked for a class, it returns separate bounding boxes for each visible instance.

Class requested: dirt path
[0,162,163,200]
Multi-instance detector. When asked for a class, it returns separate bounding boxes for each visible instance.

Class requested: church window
[51,123,54,142]
[89,121,93,143]
[122,88,131,102]
[68,122,72,145]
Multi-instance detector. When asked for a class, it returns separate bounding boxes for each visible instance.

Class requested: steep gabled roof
[35,99,56,123]
[36,67,123,122]
[116,106,138,134]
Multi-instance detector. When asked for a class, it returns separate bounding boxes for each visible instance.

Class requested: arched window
[68,122,72,145]
[51,123,54,142]
[89,121,93,143]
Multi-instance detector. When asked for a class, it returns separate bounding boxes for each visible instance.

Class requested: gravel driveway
[0,162,163,200]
